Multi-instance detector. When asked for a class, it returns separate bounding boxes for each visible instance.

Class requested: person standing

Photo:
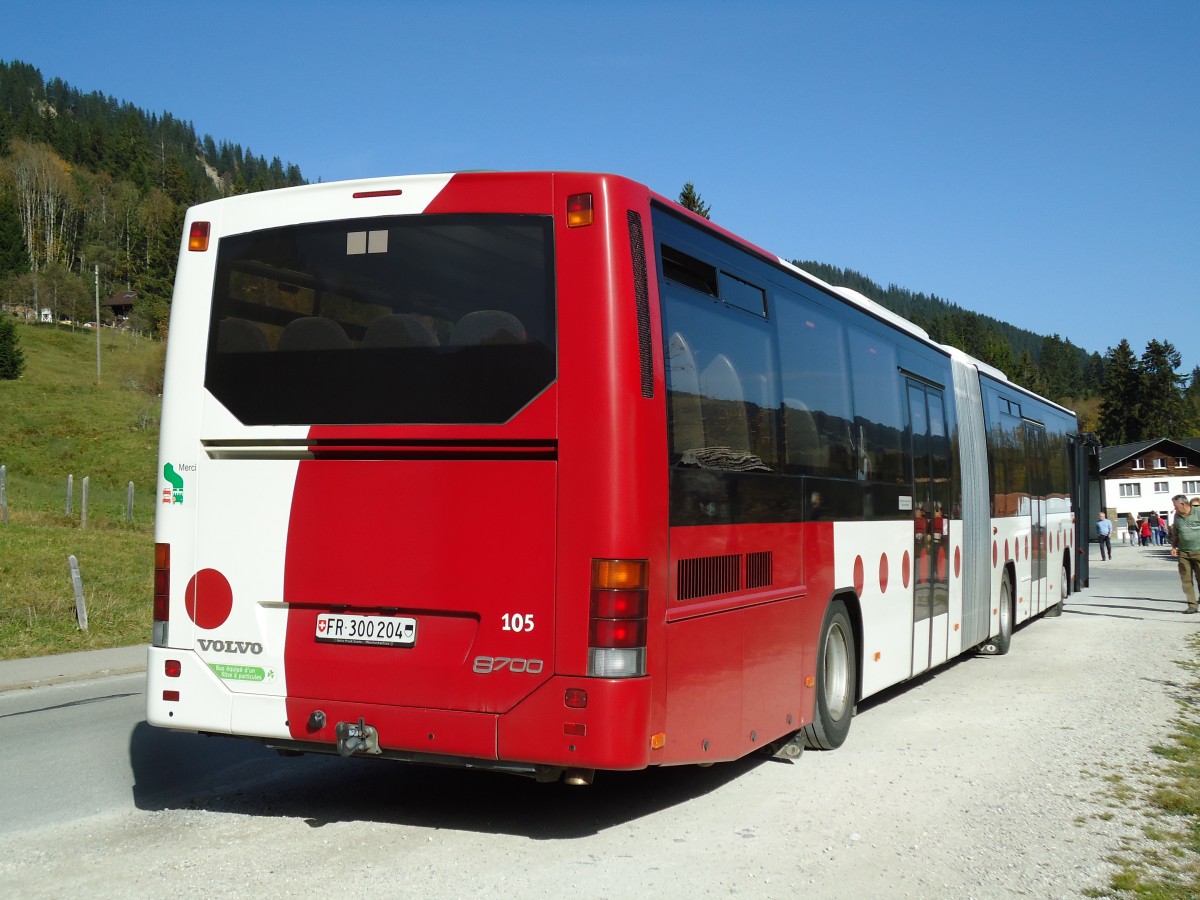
[1149,511,1163,546]
[1170,494,1200,614]
[1096,511,1113,560]
[1140,517,1152,547]
[1126,511,1138,545]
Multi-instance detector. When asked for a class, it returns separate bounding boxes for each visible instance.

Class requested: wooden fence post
[69,555,88,631]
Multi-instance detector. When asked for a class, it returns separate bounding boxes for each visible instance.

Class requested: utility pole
[94,265,101,383]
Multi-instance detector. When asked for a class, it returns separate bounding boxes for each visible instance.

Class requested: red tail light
[153,543,170,646]
[589,617,646,649]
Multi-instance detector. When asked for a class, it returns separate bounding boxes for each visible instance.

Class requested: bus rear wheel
[803,599,856,750]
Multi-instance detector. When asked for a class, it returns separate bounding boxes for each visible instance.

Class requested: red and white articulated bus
[147,171,1084,784]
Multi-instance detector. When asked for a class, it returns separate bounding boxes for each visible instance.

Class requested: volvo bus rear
[146,173,668,781]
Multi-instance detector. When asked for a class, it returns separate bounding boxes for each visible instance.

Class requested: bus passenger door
[1024,422,1048,614]
[908,382,951,676]
[927,389,951,666]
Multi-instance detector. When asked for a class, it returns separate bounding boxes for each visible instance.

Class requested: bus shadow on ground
[853,617,1052,715]
[128,721,766,838]
[1064,596,1183,618]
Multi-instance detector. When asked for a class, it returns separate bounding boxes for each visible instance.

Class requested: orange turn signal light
[592,559,648,591]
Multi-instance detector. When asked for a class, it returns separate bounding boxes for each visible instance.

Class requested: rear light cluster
[162,657,181,703]
[153,543,170,647]
[588,559,647,677]
[187,221,210,252]
[567,192,593,228]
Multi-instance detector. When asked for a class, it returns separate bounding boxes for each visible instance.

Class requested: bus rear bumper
[282,675,653,771]
[498,675,653,771]
[146,646,291,738]
[148,646,655,773]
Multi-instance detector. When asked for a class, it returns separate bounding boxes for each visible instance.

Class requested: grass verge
[0,521,150,657]
[0,322,159,659]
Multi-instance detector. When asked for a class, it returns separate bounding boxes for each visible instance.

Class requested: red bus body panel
[273,172,673,768]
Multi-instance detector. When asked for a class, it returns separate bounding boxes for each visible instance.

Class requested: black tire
[981,576,1013,655]
[802,599,856,750]
[1044,562,1067,617]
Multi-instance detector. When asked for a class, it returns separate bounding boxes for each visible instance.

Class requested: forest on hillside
[2,60,1196,440]
[0,60,304,334]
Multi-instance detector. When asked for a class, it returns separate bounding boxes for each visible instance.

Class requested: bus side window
[660,275,779,472]
[784,400,827,474]
[701,353,750,451]
[846,326,905,484]
[775,292,853,479]
[667,331,705,453]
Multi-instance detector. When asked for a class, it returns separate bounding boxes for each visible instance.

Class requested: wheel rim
[823,621,850,720]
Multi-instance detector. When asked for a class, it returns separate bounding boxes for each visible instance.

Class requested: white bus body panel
[148,175,455,736]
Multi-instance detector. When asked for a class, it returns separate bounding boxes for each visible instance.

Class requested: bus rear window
[204,214,555,425]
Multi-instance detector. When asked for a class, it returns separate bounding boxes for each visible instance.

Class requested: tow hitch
[769,730,806,761]
[335,718,381,757]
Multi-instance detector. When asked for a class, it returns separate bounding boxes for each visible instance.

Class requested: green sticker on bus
[208,662,273,682]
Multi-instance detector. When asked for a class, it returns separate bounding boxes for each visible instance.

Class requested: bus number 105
[501,613,535,633]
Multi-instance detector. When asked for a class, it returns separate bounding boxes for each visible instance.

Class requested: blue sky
[5,0,1197,377]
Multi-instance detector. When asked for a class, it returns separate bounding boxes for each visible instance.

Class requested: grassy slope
[0,322,162,658]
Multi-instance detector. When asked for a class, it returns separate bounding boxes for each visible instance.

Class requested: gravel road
[0,540,1192,899]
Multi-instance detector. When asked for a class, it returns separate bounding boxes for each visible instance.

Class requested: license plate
[315,613,417,647]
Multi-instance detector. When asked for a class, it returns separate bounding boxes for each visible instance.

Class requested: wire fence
[0,464,154,531]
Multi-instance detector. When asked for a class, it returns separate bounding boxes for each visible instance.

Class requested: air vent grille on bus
[627,210,654,399]
[746,550,773,589]
[677,551,774,601]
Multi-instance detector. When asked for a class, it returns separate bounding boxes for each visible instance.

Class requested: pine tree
[1038,334,1083,401]
[1014,350,1046,395]
[1096,340,1142,445]
[1138,339,1195,439]
[981,331,1016,375]
[0,314,26,380]
[0,194,28,277]
[1186,366,1200,437]
[678,182,711,219]
[1082,352,1105,396]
